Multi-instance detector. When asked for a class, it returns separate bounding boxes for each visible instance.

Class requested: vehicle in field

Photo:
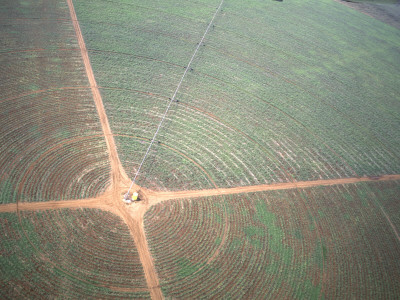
[123,192,139,204]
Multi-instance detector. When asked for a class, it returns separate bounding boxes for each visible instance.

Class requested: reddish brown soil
[4,174,400,214]
[146,175,400,205]
[2,174,400,299]
[66,0,162,298]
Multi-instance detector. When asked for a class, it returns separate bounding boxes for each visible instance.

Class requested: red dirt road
[146,174,400,205]
[66,0,128,186]
[2,174,400,299]
[3,174,400,214]
[66,0,162,298]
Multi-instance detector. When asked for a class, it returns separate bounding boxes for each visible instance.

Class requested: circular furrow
[0,88,110,203]
[16,137,109,202]
[302,183,400,299]
[160,109,275,184]
[145,195,284,298]
[19,209,147,290]
[114,135,215,191]
[177,72,355,179]
[183,41,393,176]
[132,102,288,188]
[1,210,150,299]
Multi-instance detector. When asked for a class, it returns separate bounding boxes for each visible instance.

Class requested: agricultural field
[1,0,400,299]
[74,0,400,190]
[144,181,400,299]
[340,0,400,29]
[0,0,110,203]
[1,209,149,299]
[1,0,148,298]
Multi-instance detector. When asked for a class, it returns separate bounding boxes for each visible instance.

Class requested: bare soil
[2,174,400,299]
[4,175,400,214]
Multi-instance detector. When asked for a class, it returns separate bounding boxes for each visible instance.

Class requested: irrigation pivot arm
[125,0,224,199]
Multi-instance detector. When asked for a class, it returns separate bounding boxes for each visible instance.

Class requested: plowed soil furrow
[2,174,399,298]
[0,86,90,104]
[115,134,218,189]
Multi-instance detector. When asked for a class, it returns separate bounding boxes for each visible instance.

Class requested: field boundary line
[126,0,225,194]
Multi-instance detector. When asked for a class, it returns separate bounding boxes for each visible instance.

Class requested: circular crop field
[144,181,400,299]
[1,0,400,299]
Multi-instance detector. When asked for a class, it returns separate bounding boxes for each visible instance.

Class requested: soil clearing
[335,0,400,29]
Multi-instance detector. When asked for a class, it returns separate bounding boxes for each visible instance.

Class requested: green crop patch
[1,210,150,299]
[75,0,400,190]
[0,0,110,203]
[145,182,400,298]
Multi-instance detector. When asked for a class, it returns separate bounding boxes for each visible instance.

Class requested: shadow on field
[339,0,400,29]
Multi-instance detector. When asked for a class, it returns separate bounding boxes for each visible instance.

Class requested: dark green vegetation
[75,0,400,191]
[144,181,400,298]
[0,0,110,203]
[341,0,400,29]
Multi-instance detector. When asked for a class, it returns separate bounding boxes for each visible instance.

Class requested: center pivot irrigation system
[123,0,225,203]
